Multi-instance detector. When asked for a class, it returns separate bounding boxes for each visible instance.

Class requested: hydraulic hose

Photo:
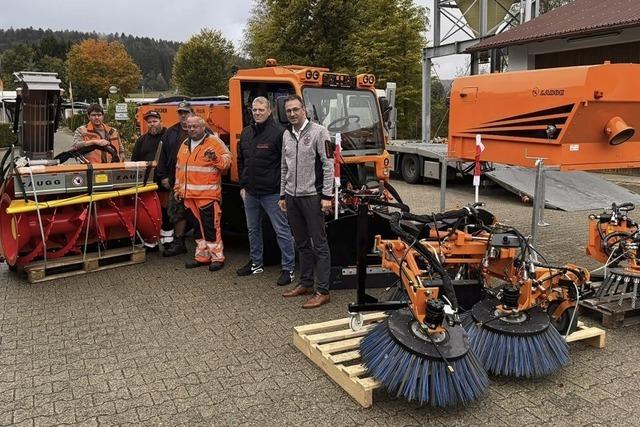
[388,212,459,310]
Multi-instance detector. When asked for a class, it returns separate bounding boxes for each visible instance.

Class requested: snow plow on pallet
[0,72,161,280]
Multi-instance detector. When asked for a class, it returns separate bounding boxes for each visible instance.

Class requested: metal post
[480,0,488,36]
[440,153,447,212]
[530,159,549,245]
[433,0,441,46]
[422,49,431,143]
[385,82,397,139]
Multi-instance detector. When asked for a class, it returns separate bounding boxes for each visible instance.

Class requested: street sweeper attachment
[348,197,489,406]
[586,202,640,307]
[463,223,591,377]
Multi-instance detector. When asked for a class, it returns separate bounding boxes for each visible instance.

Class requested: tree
[540,0,574,13]
[36,55,67,87]
[65,39,141,100]
[243,0,427,139]
[0,43,36,89]
[172,29,234,96]
[244,0,360,70]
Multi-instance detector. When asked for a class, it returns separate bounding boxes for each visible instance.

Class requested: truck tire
[401,154,421,184]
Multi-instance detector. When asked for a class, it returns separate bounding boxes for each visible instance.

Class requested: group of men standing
[72,95,333,309]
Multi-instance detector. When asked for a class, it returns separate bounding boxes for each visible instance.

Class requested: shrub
[0,123,16,147]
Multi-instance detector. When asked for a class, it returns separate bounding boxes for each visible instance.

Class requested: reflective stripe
[176,164,218,174]
[185,183,220,191]
[187,165,219,173]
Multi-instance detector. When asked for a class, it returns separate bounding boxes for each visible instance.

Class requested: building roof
[467,0,640,52]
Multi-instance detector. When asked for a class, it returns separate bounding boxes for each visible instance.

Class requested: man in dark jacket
[237,97,295,285]
[156,101,192,256]
[132,110,167,251]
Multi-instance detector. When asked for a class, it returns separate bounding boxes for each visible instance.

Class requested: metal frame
[422,0,538,143]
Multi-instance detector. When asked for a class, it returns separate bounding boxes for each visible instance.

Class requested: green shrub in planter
[0,123,16,148]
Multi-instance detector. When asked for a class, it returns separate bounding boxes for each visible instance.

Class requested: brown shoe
[302,293,330,309]
[282,284,314,298]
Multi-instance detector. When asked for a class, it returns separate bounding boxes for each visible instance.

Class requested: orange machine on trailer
[448,62,640,170]
[137,60,397,287]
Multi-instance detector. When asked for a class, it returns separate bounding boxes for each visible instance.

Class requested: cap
[177,101,193,113]
[143,110,161,120]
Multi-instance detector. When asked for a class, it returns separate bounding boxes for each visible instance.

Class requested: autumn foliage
[66,39,141,100]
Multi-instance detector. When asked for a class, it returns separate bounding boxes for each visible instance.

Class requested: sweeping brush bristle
[464,298,569,378]
[360,309,488,406]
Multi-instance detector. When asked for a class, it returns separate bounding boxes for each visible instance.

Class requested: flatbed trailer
[386,140,470,184]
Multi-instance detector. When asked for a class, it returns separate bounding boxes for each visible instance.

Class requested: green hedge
[66,114,86,132]
[0,123,16,148]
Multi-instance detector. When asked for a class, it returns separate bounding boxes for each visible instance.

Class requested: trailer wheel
[400,154,420,184]
[547,300,578,335]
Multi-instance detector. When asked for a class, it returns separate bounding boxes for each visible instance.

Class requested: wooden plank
[293,313,386,408]
[305,323,376,344]
[566,325,606,349]
[294,312,387,335]
[307,340,374,408]
[328,350,361,364]
[357,377,381,391]
[24,246,146,284]
[317,337,363,354]
[579,299,640,329]
[341,364,368,378]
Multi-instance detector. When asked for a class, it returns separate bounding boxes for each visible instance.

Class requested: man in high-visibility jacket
[174,116,231,271]
[72,103,123,163]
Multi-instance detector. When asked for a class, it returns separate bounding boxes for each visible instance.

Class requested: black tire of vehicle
[547,300,578,335]
[400,154,420,184]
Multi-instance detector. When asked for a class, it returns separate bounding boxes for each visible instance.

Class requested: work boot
[236,260,264,276]
[209,262,224,272]
[163,237,187,257]
[185,259,210,269]
[276,270,295,286]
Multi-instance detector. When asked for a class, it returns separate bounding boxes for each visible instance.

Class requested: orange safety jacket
[77,122,123,164]
[174,134,231,207]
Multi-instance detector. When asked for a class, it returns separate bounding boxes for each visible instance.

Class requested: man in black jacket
[237,96,295,285]
[132,110,167,251]
[156,101,192,256]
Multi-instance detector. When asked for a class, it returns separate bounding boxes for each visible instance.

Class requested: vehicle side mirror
[378,96,392,123]
[276,96,289,126]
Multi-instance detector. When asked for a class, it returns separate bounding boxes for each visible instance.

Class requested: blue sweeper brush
[463,289,569,378]
[360,303,489,407]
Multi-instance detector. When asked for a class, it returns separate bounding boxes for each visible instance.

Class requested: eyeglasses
[186,125,203,129]
[286,107,302,114]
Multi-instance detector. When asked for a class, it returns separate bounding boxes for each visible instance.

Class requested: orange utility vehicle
[448,62,640,170]
[137,60,396,286]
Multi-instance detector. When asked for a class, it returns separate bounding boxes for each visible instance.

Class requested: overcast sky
[1,0,466,78]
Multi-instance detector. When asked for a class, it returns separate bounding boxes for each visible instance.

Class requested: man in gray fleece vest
[278,95,334,309]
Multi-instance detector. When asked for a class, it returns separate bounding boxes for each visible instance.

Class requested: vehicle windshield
[302,87,385,156]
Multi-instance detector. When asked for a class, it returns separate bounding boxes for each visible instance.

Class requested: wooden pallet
[580,298,640,328]
[293,312,606,408]
[23,246,146,283]
[293,312,386,408]
[566,321,606,348]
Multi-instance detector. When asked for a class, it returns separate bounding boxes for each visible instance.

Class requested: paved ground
[1,134,640,425]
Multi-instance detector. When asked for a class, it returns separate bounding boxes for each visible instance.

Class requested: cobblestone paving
[1,177,640,426]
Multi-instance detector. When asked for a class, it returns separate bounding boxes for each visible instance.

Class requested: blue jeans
[243,192,295,271]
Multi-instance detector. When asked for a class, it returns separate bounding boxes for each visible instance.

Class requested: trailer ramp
[486,165,640,212]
